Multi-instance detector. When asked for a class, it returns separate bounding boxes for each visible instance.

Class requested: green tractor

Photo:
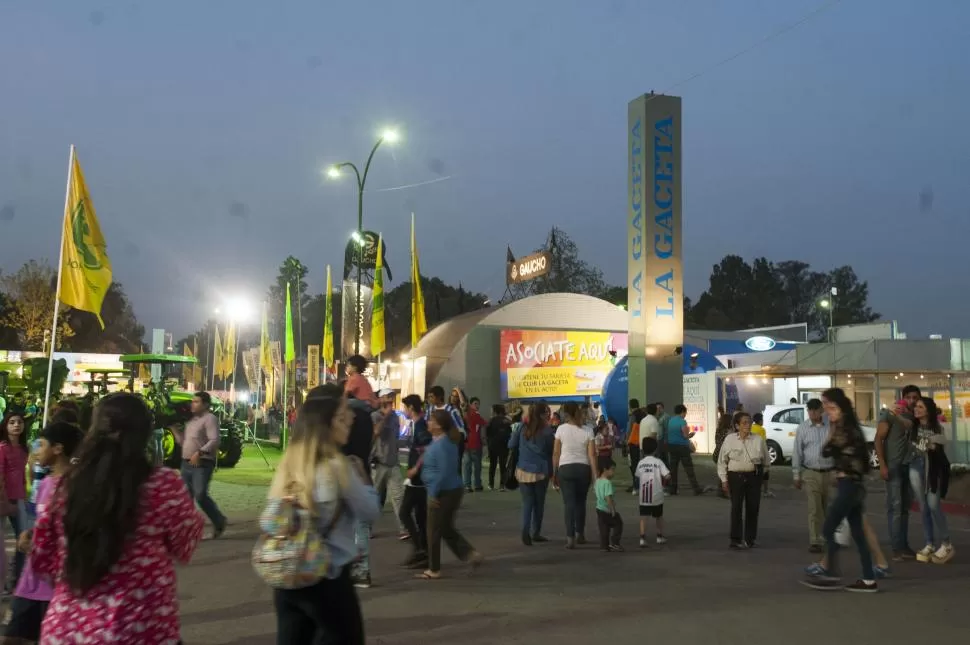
[119,354,245,469]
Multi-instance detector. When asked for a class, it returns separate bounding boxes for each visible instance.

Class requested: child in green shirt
[594,458,624,552]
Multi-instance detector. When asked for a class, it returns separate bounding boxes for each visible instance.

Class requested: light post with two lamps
[327,128,400,356]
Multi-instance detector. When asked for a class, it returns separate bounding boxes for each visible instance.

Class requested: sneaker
[808,544,824,554]
[609,544,625,552]
[639,537,648,548]
[844,579,878,593]
[874,565,891,579]
[804,562,827,576]
[800,575,842,590]
[656,535,667,545]
[397,532,411,542]
[729,542,748,550]
[522,532,533,546]
[465,487,473,494]
[916,544,935,563]
[531,535,549,543]
[576,534,587,545]
[352,574,372,589]
[499,487,506,492]
[565,537,575,550]
[745,540,757,549]
[930,543,955,564]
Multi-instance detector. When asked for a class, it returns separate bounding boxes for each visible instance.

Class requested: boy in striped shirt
[635,437,671,548]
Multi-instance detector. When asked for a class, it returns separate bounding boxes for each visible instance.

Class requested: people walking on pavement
[909,396,955,564]
[635,437,671,548]
[509,403,555,546]
[875,384,920,561]
[594,458,623,552]
[416,410,483,580]
[554,402,598,549]
[462,397,486,492]
[484,404,512,491]
[665,404,703,495]
[805,516,892,579]
[173,391,227,539]
[718,411,769,549]
[370,389,406,540]
[792,399,833,553]
[32,393,204,644]
[803,388,878,593]
[263,393,379,645]
[399,395,432,569]
[626,406,645,493]
[425,386,466,475]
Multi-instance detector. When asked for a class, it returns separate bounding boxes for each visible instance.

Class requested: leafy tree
[267,256,309,352]
[0,260,73,350]
[0,291,18,349]
[508,227,606,300]
[67,282,145,353]
[383,276,489,355]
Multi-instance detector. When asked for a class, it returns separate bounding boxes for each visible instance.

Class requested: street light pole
[329,129,399,357]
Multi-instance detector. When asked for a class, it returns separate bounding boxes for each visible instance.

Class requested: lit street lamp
[818,286,838,382]
[327,128,400,356]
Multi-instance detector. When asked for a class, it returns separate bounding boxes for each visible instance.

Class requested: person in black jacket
[399,395,432,568]
[485,404,513,491]
[307,383,375,588]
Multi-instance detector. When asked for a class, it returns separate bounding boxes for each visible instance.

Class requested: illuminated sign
[745,336,777,352]
[507,251,552,285]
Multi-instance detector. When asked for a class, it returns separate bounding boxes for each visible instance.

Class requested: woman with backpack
[260,394,380,644]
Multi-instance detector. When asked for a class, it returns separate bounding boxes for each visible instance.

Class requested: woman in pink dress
[0,411,29,588]
[32,393,204,644]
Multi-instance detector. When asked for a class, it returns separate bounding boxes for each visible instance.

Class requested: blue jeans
[558,463,591,539]
[519,478,549,537]
[909,455,950,546]
[463,449,483,490]
[180,460,226,530]
[351,521,370,579]
[824,478,874,580]
[885,463,912,553]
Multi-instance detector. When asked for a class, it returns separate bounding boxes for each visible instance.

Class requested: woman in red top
[0,411,29,586]
[32,393,204,644]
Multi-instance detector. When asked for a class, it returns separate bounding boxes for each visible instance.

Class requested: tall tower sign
[627,94,684,408]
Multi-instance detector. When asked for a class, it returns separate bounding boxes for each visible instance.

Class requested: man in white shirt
[641,403,661,438]
[792,399,833,553]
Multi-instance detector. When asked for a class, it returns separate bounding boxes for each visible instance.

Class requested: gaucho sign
[506,250,552,285]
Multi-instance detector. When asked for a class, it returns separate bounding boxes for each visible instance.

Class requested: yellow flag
[259,302,271,373]
[410,213,428,348]
[182,342,194,384]
[214,325,225,379]
[223,323,237,377]
[323,265,334,369]
[60,147,112,327]
[370,235,386,356]
[193,337,203,386]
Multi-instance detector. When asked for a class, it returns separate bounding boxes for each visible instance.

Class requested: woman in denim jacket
[509,403,555,545]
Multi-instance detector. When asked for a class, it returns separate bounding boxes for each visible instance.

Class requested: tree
[508,227,606,300]
[0,260,73,350]
[67,282,145,353]
[267,256,309,352]
[384,276,489,355]
[0,291,18,349]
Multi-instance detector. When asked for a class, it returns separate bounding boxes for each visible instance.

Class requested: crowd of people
[0,362,956,643]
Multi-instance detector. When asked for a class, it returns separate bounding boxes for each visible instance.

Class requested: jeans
[727,471,761,544]
[398,485,428,555]
[885,463,912,552]
[519,478,549,537]
[596,509,623,549]
[558,463,591,539]
[668,444,701,493]
[462,448,483,490]
[273,565,364,645]
[628,445,641,488]
[372,464,406,532]
[427,488,474,572]
[180,460,226,530]
[351,521,370,579]
[7,510,24,583]
[487,446,509,489]
[909,455,950,546]
[823,478,874,580]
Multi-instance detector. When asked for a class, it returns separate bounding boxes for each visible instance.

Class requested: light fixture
[400,353,410,360]
[899,372,905,377]
[617,304,626,310]
[381,128,400,144]
[920,374,925,379]
[326,166,341,179]
[690,352,699,359]
[351,231,365,245]
[819,298,831,309]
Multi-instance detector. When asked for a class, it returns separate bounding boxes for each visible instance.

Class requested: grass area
[213,443,281,486]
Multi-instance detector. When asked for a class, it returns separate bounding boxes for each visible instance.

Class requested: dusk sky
[2,1,968,340]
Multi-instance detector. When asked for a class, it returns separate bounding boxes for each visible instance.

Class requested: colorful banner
[499,330,628,399]
[307,345,320,389]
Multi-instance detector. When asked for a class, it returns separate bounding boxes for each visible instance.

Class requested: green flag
[285,283,296,363]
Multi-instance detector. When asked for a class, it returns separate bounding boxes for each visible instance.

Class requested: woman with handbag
[261,394,380,644]
[0,412,29,588]
[509,403,555,546]
[717,411,769,549]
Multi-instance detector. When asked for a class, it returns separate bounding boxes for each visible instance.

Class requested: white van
[761,404,878,468]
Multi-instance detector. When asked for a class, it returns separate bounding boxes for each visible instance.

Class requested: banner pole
[42,145,75,428]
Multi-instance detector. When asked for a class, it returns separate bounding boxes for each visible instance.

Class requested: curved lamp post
[327,129,399,356]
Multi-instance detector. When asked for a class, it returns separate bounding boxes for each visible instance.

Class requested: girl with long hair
[717,412,769,549]
[554,402,598,549]
[803,388,877,592]
[31,393,205,643]
[416,410,483,580]
[509,402,555,545]
[264,395,380,644]
[910,396,954,564]
[1,412,29,587]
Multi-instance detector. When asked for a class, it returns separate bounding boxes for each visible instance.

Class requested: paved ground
[175,460,970,644]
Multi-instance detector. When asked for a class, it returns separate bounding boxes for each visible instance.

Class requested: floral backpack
[251,481,343,589]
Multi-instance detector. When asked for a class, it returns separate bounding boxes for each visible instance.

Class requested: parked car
[761,404,878,468]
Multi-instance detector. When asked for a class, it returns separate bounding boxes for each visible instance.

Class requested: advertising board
[499,330,628,399]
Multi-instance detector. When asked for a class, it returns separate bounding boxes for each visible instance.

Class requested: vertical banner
[306,344,320,389]
[682,372,717,453]
[340,280,374,359]
[628,93,684,408]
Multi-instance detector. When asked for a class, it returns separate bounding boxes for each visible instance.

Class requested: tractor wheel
[161,428,182,469]
[218,425,244,468]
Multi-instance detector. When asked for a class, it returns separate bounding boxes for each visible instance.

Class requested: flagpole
[41,145,75,428]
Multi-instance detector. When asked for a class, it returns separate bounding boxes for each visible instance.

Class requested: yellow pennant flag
[370,235,386,356]
[259,303,272,374]
[193,337,203,386]
[223,323,237,377]
[410,213,428,348]
[182,342,194,384]
[323,265,334,369]
[214,325,225,379]
[60,147,112,327]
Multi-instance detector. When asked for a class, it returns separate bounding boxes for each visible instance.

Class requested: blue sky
[1,0,968,338]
